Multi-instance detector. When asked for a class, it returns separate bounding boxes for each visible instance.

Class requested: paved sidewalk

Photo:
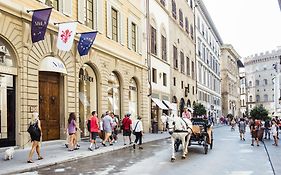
[263,136,281,175]
[0,132,170,175]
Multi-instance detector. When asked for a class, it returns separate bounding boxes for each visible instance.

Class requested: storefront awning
[152,98,168,110]
[163,100,177,111]
[39,56,67,74]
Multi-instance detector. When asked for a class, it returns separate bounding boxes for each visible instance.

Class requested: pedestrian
[132,116,144,150]
[230,118,236,131]
[66,112,82,151]
[110,113,119,143]
[271,119,278,146]
[99,114,105,141]
[238,118,246,141]
[102,111,113,146]
[88,111,100,151]
[122,113,133,145]
[250,118,260,146]
[264,118,271,140]
[160,113,168,133]
[27,112,43,163]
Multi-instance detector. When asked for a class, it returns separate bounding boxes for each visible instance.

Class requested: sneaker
[109,143,113,146]
[74,147,79,150]
[102,143,106,147]
[95,146,100,149]
[243,138,245,141]
[124,143,127,145]
[65,144,68,148]
[251,144,254,146]
[139,146,143,149]
[133,144,136,149]
[257,144,260,146]
[77,144,80,147]
[88,147,93,151]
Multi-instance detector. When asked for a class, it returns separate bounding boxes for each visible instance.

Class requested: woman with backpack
[27,112,43,163]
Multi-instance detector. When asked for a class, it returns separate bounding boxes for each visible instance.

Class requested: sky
[202,0,281,58]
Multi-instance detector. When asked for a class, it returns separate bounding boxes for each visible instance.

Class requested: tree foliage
[193,102,207,117]
[250,104,268,120]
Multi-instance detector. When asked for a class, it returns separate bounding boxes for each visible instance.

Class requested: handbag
[133,121,140,135]
[27,122,39,137]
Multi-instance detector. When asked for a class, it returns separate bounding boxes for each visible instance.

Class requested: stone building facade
[244,48,281,115]
[195,0,222,120]
[0,0,149,148]
[168,0,196,116]
[220,44,241,118]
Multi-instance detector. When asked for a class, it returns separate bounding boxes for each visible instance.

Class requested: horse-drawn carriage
[174,118,213,154]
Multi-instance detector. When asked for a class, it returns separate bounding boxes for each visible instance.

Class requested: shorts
[69,133,75,136]
[251,130,258,138]
[91,132,98,140]
[123,129,131,136]
[239,129,245,134]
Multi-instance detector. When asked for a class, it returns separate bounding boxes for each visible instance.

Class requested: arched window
[107,72,121,117]
[179,9,183,27]
[264,79,268,85]
[249,81,252,87]
[172,0,177,19]
[129,78,138,120]
[249,95,252,102]
[255,80,259,86]
[190,0,193,8]
[79,64,98,137]
[256,95,260,102]
[190,24,194,39]
[264,94,268,101]
[185,17,189,33]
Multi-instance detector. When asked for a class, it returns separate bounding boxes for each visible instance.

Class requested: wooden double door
[39,72,61,141]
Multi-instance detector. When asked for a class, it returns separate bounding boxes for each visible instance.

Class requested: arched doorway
[179,98,185,117]
[0,38,17,147]
[129,78,138,121]
[79,64,97,137]
[107,72,121,117]
[39,56,67,141]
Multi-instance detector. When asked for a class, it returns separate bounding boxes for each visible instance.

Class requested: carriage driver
[182,107,192,120]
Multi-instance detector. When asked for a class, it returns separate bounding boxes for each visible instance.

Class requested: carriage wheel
[210,132,213,150]
[203,136,208,154]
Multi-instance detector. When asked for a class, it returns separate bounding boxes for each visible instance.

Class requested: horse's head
[166,114,176,135]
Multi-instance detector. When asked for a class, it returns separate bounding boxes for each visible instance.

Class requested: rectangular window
[151,26,157,55]
[181,81,184,89]
[160,0,166,6]
[186,57,190,76]
[152,68,157,83]
[173,77,176,86]
[131,23,137,52]
[85,0,94,28]
[173,46,178,69]
[163,73,167,86]
[191,61,195,79]
[180,52,184,73]
[161,35,167,61]
[112,8,118,42]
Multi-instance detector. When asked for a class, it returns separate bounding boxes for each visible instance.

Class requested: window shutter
[127,18,132,49]
[96,0,104,33]
[137,25,142,54]
[106,2,112,39]
[63,0,72,16]
[78,0,85,24]
[119,12,125,45]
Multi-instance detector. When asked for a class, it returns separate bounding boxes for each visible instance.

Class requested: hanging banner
[78,31,98,56]
[31,8,52,43]
[57,22,77,51]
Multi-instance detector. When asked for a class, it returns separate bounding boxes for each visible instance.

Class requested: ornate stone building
[0,0,149,148]
[244,48,281,115]
[220,44,242,118]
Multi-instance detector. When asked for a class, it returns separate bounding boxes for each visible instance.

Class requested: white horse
[166,114,193,162]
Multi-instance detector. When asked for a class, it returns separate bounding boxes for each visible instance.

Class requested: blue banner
[78,31,98,56]
[31,8,52,43]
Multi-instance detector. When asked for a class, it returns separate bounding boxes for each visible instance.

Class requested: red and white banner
[57,22,77,51]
